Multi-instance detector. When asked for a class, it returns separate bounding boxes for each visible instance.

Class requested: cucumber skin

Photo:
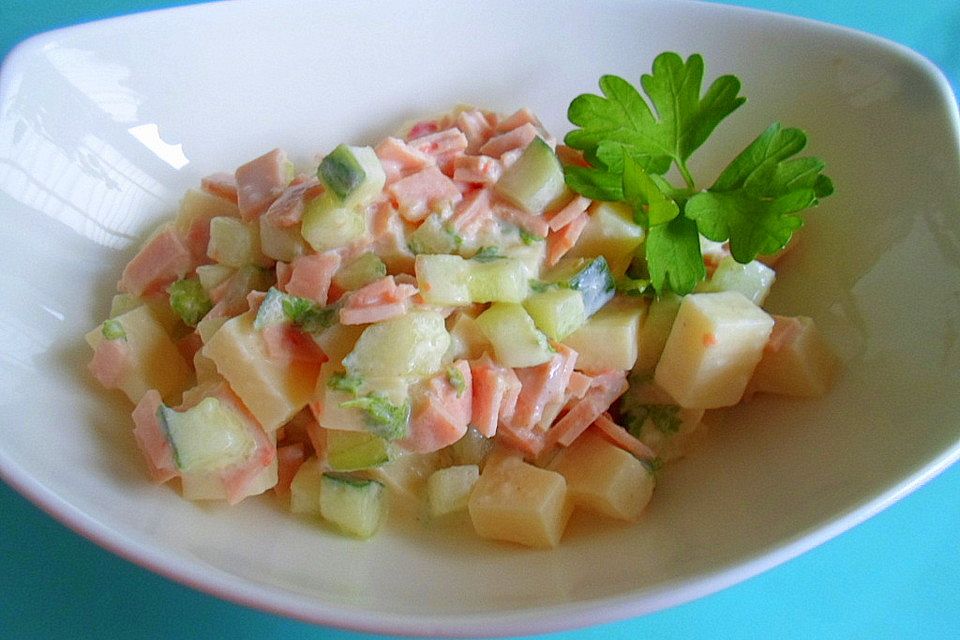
[319,473,386,539]
[319,144,367,200]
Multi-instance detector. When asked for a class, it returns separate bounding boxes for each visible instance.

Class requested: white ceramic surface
[1,0,958,636]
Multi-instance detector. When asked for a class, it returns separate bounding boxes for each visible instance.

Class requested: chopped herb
[167,278,213,327]
[471,246,502,262]
[282,295,337,333]
[518,228,544,245]
[625,404,682,436]
[327,372,364,396]
[101,319,127,341]
[446,366,466,398]
[529,279,556,294]
[340,393,410,440]
[640,457,664,474]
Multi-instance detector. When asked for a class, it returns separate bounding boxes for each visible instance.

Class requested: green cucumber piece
[416,254,471,306]
[475,302,553,367]
[523,288,587,341]
[252,287,287,329]
[289,456,323,515]
[407,213,461,255]
[317,144,386,206]
[467,257,529,303]
[319,473,386,538]
[334,253,387,292]
[633,292,682,376]
[494,137,568,214]
[158,398,256,473]
[548,256,616,316]
[300,196,366,252]
[343,310,450,378]
[326,430,395,471]
[696,255,776,305]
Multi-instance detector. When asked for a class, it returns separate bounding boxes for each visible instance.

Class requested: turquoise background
[1,1,958,638]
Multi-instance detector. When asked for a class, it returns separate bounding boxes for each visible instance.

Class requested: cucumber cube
[334,253,387,292]
[207,216,271,268]
[475,302,552,368]
[320,474,386,539]
[259,215,307,262]
[523,288,587,341]
[289,456,324,515]
[326,429,394,471]
[318,144,386,206]
[407,213,461,256]
[468,257,529,303]
[427,464,480,517]
[697,256,776,305]
[494,137,567,214]
[547,256,616,316]
[300,196,366,252]
[634,292,682,376]
[416,254,471,306]
[158,397,256,473]
[343,311,451,378]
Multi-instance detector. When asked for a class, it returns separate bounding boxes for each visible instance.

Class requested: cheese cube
[654,291,773,408]
[468,458,571,548]
[550,431,654,521]
[202,312,320,431]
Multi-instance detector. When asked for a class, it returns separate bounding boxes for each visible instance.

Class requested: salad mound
[86,52,837,548]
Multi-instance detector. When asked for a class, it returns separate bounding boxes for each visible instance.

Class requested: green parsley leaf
[645,212,705,295]
[327,372,364,396]
[622,151,679,227]
[565,52,745,187]
[446,366,466,398]
[340,394,410,440]
[563,52,832,296]
[101,318,127,341]
[685,122,834,263]
[562,163,624,201]
[168,279,213,327]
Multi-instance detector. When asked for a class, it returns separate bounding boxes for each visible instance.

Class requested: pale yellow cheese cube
[550,431,654,521]
[748,315,838,398]
[85,304,193,405]
[201,312,319,431]
[468,458,572,548]
[563,201,644,277]
[654,291,773,408]
[562,298,646,372]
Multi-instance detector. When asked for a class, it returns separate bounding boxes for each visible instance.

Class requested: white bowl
[1,0,958,636]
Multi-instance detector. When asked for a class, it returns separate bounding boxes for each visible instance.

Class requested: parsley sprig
[563,52,833,295]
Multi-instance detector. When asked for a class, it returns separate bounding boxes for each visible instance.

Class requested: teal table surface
[1,1,958,638]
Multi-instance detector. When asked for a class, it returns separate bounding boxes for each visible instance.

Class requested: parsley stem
[677,161,696,191]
